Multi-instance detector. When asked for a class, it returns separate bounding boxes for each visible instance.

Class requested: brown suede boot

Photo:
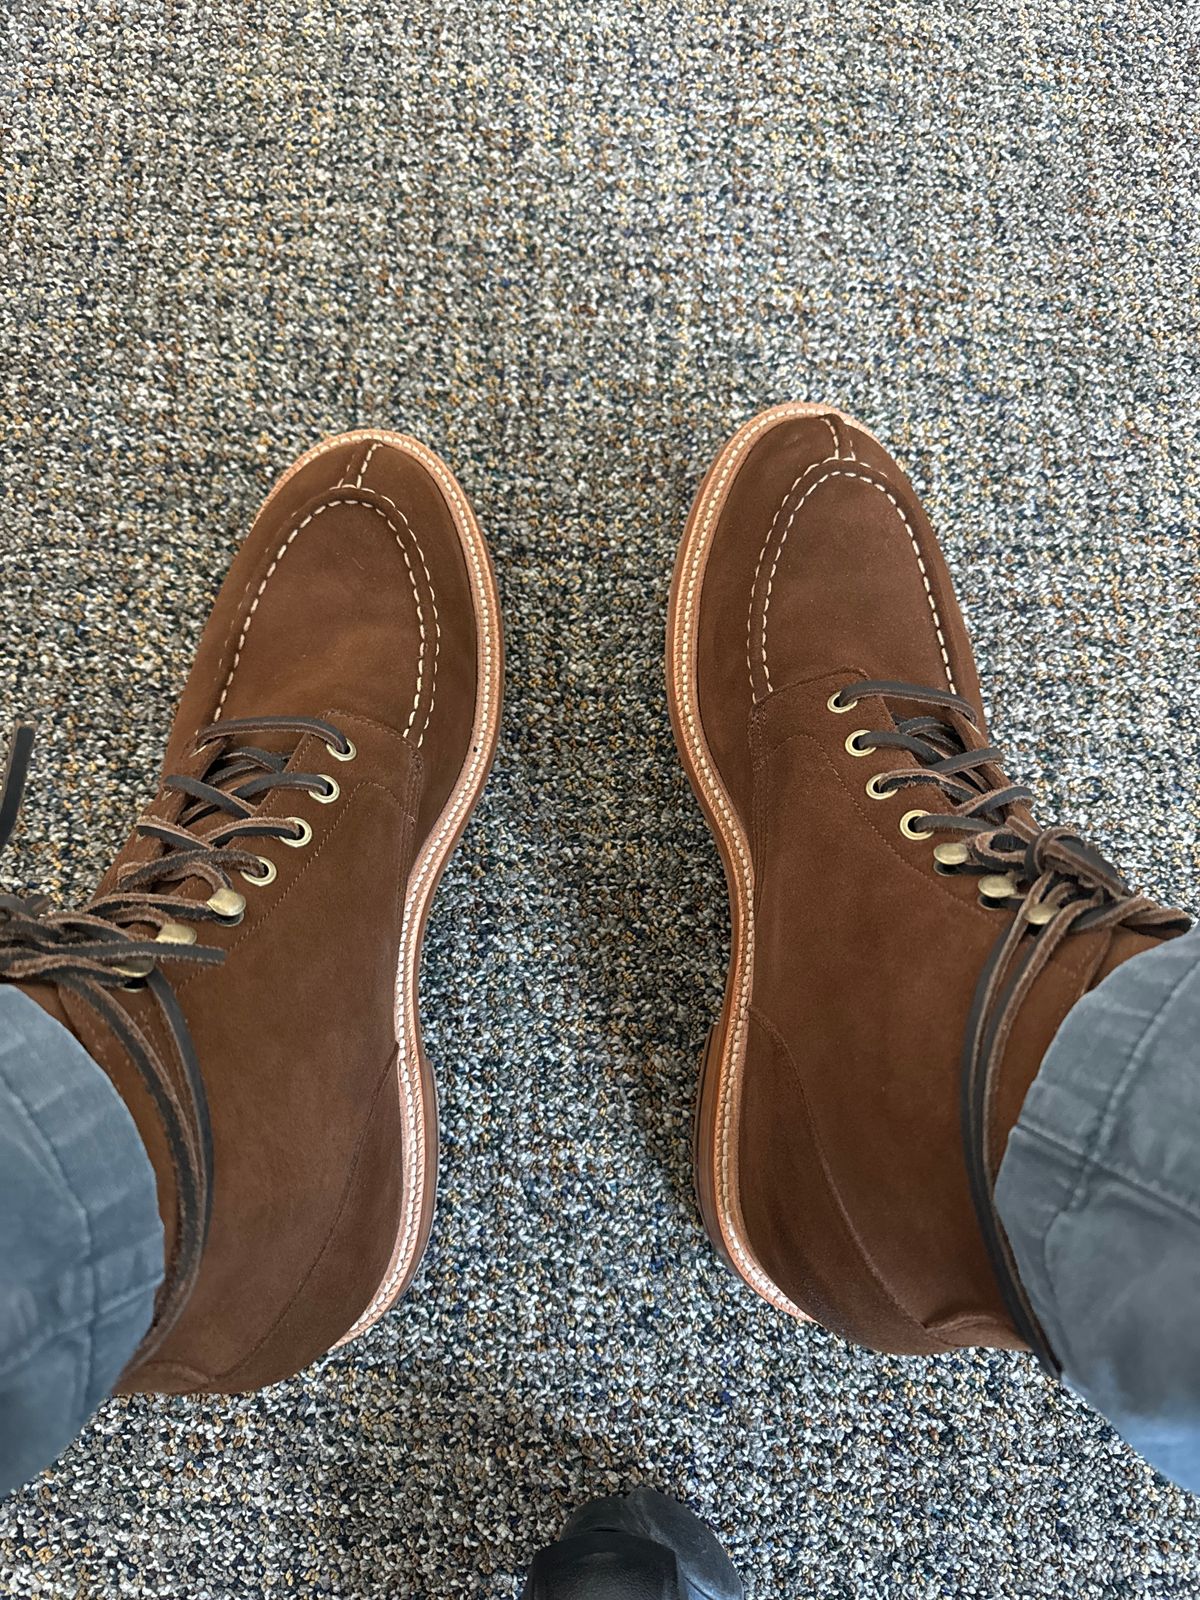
[0,430,503,1393]
[666,403,1187,1365]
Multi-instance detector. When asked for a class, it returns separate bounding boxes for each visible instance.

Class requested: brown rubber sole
[257,428,504,1348]
[667,402,880,1319]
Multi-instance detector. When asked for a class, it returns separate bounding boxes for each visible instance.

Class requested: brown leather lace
[834,680,1191,1372]
[0,713,351,1369]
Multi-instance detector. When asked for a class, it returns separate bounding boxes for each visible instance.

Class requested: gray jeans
[2,932,1200,1499]
[997,925,1200,1495]
[0,987,162,1493]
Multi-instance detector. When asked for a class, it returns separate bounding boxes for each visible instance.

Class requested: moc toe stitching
[751,461,960,704]
[212,489,435,743]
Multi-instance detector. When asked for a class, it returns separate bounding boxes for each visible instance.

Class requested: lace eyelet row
[829,690,1030,912]
[237,735,356,887]
[830,689,933,843]
[238,749,352,889]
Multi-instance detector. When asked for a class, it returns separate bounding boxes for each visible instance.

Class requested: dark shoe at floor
[523,1488,743,1600]
[0,429,503,1393]
[666,403,1187,1363]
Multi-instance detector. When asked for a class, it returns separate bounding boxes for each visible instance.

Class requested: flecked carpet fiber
[2,3,1199,1595]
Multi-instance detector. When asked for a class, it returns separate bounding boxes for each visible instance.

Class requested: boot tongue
[888,703,1004,808]
[205,724,305,781]
[211,725,299,760]
[166,728,303,843]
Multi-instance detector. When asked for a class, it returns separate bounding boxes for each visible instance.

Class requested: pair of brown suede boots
[0,409,1184,1396]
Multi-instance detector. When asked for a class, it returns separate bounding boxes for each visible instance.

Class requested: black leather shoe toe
[522,1488,743,1600]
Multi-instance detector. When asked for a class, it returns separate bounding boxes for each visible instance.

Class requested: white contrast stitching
[746,466,808,695]
[213,496,431,738]
[354,441,380,488]
[363,486,442,747]
[745,415,846,698]
[758,468,957,696]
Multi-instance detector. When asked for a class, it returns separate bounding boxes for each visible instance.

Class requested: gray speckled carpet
[2,3,1199,1595]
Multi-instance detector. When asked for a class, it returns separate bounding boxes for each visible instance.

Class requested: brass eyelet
[899,810,932,840]
[933,841,971,868]
[282,817,313,848]
[157,920,197,947]
[241,856,278,887]
[114,955,155,981]
[845,730,876,757]
[979,872,1018,903]
[827,692,856,715]
[865,774,894,800]
[310,776,340,804]
[1026,901,1056,926]
[326,737,357,762]
[207,886,246,922]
